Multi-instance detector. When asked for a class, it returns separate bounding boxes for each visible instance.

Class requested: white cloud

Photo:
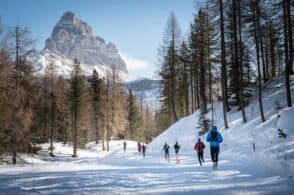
[119,51,150,71]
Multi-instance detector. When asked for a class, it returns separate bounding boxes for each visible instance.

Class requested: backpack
[211,131,218,141]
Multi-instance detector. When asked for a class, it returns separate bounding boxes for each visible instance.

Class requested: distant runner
[137,142,142,156]
[123,141,127,152]
[174,142,180,159]
[206,126,223,169]
[194,138,206,166]
[162,142,170,161]
[142,144,146,157]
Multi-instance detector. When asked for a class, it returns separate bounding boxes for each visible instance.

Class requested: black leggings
[210,147,219,163]
[165,150,169,159]
[198,151,204,165]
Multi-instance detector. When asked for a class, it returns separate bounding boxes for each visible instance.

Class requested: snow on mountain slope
[125,78,161,110]
[25,11,142,81]
[148,76,294,175]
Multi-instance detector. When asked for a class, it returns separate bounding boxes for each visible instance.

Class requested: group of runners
[123,126,223,168]
[137,142,147,157]
[162,126,223,168]
[123,141,146,157]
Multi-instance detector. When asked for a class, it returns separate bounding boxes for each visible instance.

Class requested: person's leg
[210,147,214,163]
[200,152,204,163]
[215,147,220,166]
[211,147,218,167]
[198,152,202,166]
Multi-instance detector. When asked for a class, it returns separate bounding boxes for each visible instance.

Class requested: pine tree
[251,0,266,122]
[6,25,34,163]
[158,12,181,124]
[105,77,110,151]
[46,62,57,157]
[282,0,292,107]
[127,89,140,139]
[219,0,229,129]
[178,41,190,116]
[89,69,102,144]
[66,59,86,157]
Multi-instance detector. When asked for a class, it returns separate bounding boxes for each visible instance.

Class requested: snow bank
[148,76,294,176]
[148,111,201,155]
[277,107,294,134]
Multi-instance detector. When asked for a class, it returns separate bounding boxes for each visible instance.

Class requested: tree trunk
[170,40,178,122]
[219,0,229,129]
[50,93,54,157]
[72,102,78,157]
[253,0,266,122]
[102,120,105,151]
[106,79,110,151]
[195,75,200,109]
[190,64,195,113]
[286,0,293,74]
[237,0,247,123]
[95,109,99,144]
[260,36,268,81]
[199,33,207,113]
[183,61,189,116]
[269,22,276,78]
[283,0,292,107]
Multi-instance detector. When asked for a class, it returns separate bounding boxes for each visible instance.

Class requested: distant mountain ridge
[125,78,160,91]
[25,11,160,109]
[124,78,161,110]
[26,11,127,77]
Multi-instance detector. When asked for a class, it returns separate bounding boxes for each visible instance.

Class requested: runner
[142,144,146,157]
[174,141,180,159]
[206,126,223,169]
[194,138,206,166]
[162,142,170,161]
[137,142,142,156]
[123,141,127,152]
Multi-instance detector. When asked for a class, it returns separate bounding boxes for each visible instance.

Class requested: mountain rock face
[26,11,127,76]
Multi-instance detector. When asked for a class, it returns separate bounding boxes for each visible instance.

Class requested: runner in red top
[194,138,206,166]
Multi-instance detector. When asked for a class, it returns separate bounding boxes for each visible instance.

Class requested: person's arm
[194,143,198,151]
[206,132,211,142]
[218,133,223,143]
[203,142,206,149]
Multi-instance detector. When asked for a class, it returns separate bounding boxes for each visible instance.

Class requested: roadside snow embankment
[148,76,294,176]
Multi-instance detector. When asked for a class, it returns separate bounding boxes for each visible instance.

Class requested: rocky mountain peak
[41,11,126,71]
[60,11,77,24]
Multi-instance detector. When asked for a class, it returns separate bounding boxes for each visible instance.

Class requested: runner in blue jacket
[206,126,223,168]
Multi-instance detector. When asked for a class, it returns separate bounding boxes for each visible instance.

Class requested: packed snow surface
[0,140,293,194]
[0,76,293,194]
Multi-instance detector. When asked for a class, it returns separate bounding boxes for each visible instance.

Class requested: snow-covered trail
[0,142,292,195]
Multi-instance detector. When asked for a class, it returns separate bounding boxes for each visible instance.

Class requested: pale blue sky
[0,0,200,78]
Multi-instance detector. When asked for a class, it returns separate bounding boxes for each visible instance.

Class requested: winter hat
[211,126,217,131]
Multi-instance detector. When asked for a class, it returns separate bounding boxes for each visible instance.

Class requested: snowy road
[0,141,293,195]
